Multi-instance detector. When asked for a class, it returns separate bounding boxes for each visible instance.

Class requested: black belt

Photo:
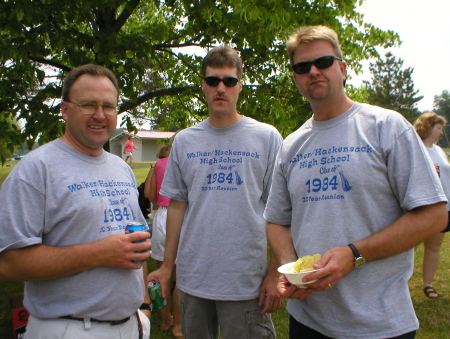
[60,315,131,326]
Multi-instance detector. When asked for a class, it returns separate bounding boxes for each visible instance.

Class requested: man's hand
[259,271,284,314]
[0,231,152,281]
[276,245,355,298]
[147,265,173,300]
[282,246,354,293]
[305,246,355,291]
[96,231,152,269]
[277,275,313,299]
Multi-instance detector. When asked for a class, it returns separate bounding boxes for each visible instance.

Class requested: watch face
[354,256,366,268]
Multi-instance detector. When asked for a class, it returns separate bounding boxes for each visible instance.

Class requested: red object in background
[10,296,29,339]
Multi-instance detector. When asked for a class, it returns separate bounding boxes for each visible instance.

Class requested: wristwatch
[348,243,366,268]
[139,303,152,311]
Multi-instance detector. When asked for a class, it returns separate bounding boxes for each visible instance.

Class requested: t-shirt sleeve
[160,142,188,203]
[263,145,293,226]
[384,121,447,211]
[261,129,283,204]
[0,168,44,252]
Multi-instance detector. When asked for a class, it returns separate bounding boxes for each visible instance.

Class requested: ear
[340,61,348,81]
[238,81,243,93]
[201,80,206,94]
[60,101,69,121]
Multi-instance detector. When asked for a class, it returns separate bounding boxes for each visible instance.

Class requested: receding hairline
[62,64,119,101]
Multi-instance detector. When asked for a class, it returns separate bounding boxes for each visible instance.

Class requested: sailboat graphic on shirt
[336,165,352,192]
[231,166,244,186]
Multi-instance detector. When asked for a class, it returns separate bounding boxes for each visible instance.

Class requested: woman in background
[414,112,450,298]
[124,136,138,167]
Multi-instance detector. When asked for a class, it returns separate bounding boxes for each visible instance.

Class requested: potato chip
[292,254,321,273]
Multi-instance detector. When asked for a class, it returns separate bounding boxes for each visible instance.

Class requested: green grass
[0,161,449,338]
[133,162,155,185]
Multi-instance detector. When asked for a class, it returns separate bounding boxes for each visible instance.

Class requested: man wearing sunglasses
[0,65,151,338]
[148,45,283,338]
[264,25,447,339]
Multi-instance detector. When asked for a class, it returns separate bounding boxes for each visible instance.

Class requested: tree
[433,90,450,121]
[1,0,400,155]
[0,116,20,164]
[364,52,423,122]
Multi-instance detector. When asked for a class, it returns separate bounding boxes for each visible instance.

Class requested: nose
[92,105,106,118]
[216,81,226,93]
[309,64,321,75]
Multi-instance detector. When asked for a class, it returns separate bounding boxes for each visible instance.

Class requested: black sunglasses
[292,55,342,75]
[204,76,239,87]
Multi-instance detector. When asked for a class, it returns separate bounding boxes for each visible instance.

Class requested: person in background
[264,25,447,339]
[124,135,139,167]
[414,112,450,298]
[144,145,171,219]
[0,64,151,339]
[146,134,182,338]
[147,45,283,339]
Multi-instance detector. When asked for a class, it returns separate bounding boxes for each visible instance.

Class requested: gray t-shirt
[0,139,147,320]
[161,117,282,300]
[264,103,447,338]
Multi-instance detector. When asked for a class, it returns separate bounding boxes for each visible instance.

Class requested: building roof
[110,129,176,141]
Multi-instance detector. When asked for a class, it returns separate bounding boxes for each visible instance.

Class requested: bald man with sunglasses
[264,25,447,339]
[148,45,283,339]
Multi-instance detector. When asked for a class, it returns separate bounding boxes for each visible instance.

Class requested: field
[0,160,449,339]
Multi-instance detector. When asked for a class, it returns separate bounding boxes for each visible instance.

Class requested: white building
[109,130,176,162]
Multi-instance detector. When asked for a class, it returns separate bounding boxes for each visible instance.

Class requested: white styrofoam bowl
[277,262,321,288]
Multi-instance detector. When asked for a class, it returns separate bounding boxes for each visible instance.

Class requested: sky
[351,0,450,112]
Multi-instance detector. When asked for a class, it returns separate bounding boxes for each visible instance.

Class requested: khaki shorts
[178,290,275,339]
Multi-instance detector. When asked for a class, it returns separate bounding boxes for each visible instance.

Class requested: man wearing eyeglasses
[147,45,283,338]
[264,25,448,339]
[0,64,151,338]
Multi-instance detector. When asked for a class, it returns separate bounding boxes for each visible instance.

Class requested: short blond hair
[286,25,343,66]
[414,112,447,140]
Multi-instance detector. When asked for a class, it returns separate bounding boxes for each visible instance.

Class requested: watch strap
[348,243,360,259]
[139,303,152,311]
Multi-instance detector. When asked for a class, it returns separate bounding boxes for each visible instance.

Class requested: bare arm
[267,222,297,265]
[143,165,154,200]
[355,202,447,261]
[142,264,151,303]
[147,199,187,298]
[0,231,151,281]
[140,263,151,318]
[306,202,448,291]
[162,200,187,269]
[267,222,313,299]
[147,170,157,205]
[258,237,284,314]
[268,202,447,299]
